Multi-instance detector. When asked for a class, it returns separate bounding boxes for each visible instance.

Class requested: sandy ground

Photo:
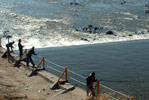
[0,49,88,100]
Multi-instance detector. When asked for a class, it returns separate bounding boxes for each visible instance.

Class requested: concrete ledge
[0,47,76,91]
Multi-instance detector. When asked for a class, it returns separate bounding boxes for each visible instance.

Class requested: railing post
[97,80,100,98]
[35,57,45,70]
[130,96,134,100]
[65,67,68,81]
[58,67,68,82]
[88,80,100,98]
[43,57,45,69]
[0,38,1,47]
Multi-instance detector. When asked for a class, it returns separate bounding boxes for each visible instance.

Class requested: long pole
[7,37,10,62]
[0,38,1,47]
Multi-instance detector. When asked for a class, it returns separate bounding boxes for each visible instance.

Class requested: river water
[0,0,149,48]
[34,39,149,100]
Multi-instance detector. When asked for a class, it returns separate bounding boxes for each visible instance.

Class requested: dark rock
[70,2,73,5]
[121,1,126,5]
[70,2,80,6]
[88,25,93,28]
[145,10,149,14]
[82,27,88,31]
[129,34,133,36]
[81,38,89,41]
[75,29,79,31]
[106,31,114,35]
[94,27,99,30]
[145,4,149,8]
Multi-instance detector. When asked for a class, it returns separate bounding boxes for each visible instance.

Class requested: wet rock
[81,38,89,41]
[75,29,79,31]
[145,10,149,14]
[120,1,126,5]
[106,31,114,35]
[88,25,93,28]
[70,2,81,6]
[129,34,133,36]
[82,25,103,34]
[145,4,149,8]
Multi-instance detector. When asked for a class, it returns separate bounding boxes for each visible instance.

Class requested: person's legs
[19,50,23,60]
[7,47,10,62]
[90,85,96,96]
[86,85,90,96]
[26,56,29,66]
[19,50,22,57]
[30,57,35,67]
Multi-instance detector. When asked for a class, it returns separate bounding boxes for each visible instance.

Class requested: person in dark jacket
[86,72,97,96]
[26,47,37,67]
[18,39,24,59]
[5,41,15,62]
[6,41,15,53]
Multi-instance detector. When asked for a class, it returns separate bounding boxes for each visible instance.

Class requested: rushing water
[0,0,149,49]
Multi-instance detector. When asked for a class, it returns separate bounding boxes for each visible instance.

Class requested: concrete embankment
[0,47,87,100]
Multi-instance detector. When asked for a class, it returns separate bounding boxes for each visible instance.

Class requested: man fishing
[86,72,97,97]
[26,47,37,68]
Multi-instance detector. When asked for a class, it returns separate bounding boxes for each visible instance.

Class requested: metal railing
[36,56,45,70]
[57,67,68,82]
[36,55,134,100]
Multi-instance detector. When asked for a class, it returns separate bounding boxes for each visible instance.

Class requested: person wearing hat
[18,39,24,59]
[86,72,97,96]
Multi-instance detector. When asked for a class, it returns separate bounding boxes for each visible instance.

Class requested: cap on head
[92,72,95,75]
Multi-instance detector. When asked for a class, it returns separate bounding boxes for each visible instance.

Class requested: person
[6,41,15,54]
[18,39,24,59]
[86,72,97,97]
[26,47,37,68]
[5,41,15,62]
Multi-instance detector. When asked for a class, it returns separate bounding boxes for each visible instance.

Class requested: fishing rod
[99,79,148,83]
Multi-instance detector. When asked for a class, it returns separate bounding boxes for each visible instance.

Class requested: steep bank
[0,48,87,100]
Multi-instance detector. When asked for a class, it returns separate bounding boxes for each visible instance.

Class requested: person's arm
[94,76,97,82]
[33,50,37,55]
[10,45,14,52]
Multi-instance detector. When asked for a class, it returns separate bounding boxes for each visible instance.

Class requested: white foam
[0,4,149,50]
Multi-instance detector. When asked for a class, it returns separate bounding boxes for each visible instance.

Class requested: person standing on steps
[26,47,37,68]
[86,72,97,97]
[18,39,24,59]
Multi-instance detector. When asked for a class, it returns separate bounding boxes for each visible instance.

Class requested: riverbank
[0,47,89,100]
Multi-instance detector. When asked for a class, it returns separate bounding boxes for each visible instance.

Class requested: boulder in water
[106,31,114,35]
[145,10,149,14]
